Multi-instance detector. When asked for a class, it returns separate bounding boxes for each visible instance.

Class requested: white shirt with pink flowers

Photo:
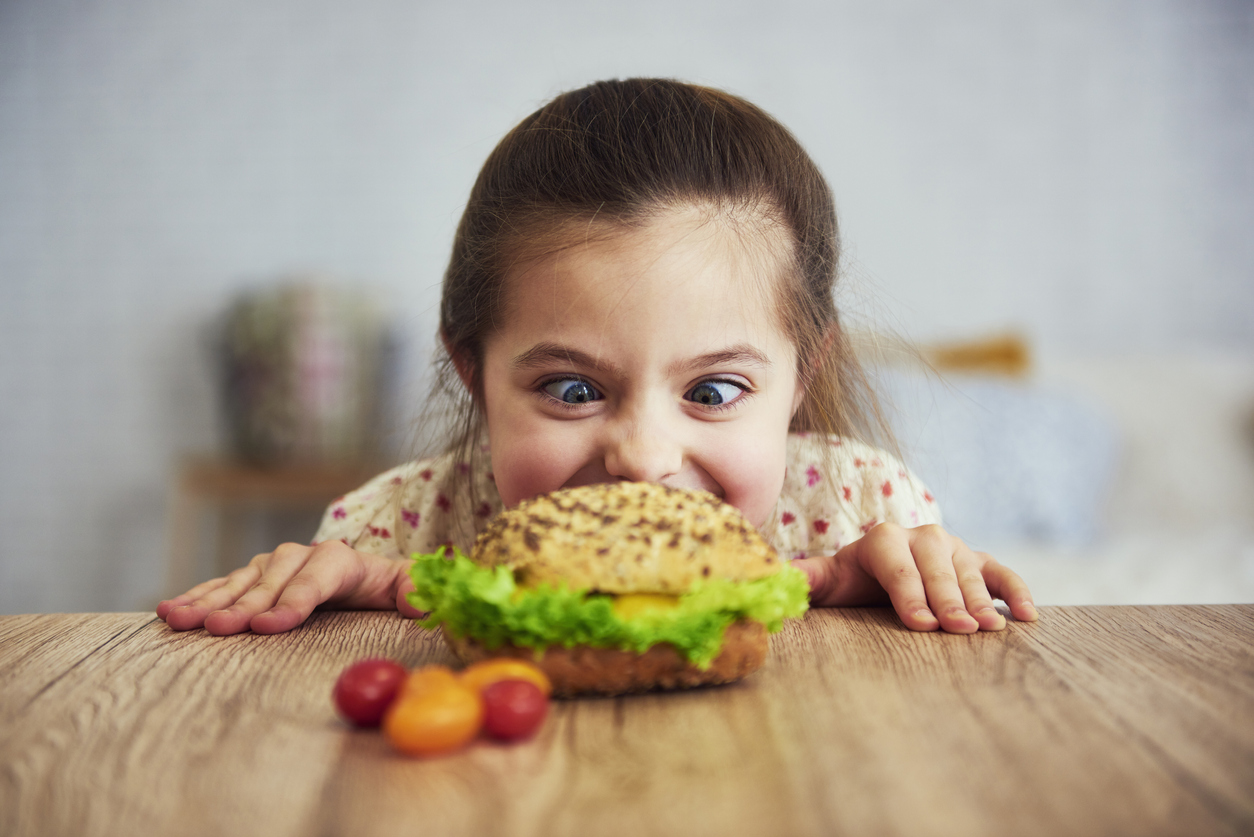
[311,434,942,561]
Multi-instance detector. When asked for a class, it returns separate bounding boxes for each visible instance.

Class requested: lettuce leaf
[407,547,810,669]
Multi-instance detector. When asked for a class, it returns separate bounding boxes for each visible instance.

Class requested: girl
[158,79,1037,637]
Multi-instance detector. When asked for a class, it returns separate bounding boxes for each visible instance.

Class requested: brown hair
[411,78,890,547]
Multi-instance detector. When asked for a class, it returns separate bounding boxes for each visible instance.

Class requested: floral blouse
[311,434,941,561]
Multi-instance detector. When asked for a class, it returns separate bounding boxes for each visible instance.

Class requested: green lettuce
[407,547,810,669]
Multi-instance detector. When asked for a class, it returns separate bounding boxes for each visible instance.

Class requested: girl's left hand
[791,523,1038,632]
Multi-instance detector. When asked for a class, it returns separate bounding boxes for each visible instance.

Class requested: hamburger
[407,482,810,696]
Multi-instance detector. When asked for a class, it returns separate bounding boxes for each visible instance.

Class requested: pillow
[880,370,1120,546]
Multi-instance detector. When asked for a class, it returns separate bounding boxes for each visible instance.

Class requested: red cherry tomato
[481,679,549,741]
[333,659,407,727]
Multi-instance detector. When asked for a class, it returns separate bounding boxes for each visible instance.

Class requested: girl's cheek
[699,437,789,529]
[488,421,583,508]
[720,470,786,529]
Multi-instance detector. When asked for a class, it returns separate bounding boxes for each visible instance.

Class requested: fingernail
[1023,602,1039,620]
[914,609,937,622]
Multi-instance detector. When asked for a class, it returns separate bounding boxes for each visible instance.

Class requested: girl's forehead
[502,206,795,331]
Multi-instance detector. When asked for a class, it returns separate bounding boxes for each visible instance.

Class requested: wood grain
[1,606,1251,837]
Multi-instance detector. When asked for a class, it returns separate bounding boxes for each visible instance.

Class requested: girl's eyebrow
[666,345,772,375]
[512,343,625,376]
[512,342,771,375]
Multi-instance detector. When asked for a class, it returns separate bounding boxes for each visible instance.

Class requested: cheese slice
[611,593,681,620]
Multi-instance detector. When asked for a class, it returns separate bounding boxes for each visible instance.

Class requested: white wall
[2,0,1251,613]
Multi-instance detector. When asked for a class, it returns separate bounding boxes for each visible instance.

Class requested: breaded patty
[445,620,768,697]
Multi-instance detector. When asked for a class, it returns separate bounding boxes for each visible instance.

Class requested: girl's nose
[603,420,684,484]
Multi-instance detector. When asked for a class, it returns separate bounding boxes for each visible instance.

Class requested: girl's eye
[543,379,602,404]
[685,380,745,406]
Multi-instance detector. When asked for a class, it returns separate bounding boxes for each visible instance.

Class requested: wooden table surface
[2,605,1251,837]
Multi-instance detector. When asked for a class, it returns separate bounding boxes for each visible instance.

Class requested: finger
[203,544,314,635]
[169,573,235,606]
[857,524,940,632]
[157,596,189,621]
[157,576,231,619]
[396,574,423,619]
[954,549,1006,631]
[983,561,1039,622]
[164,565,262,631]
[792,550,889,608]
[791,555,839,604]
[908,527,980,634]
[249,546,366,634]
[248,601,310,635]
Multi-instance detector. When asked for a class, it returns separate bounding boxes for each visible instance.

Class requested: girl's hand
[156,541,422,635]
[792,523,1038,633]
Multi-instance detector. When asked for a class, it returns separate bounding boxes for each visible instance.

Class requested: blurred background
[2,0,1251,615]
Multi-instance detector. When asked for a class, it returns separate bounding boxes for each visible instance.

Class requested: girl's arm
[792,523,1038,632]
[157,541,422,635]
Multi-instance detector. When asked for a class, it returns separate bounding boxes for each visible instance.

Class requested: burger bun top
[470,482,780,595]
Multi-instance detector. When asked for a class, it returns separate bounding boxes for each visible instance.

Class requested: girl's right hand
[156,541,422,635]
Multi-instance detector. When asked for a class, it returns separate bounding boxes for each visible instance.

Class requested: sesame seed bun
[469,482,780,594]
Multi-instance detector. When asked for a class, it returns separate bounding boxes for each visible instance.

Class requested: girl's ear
[441,329,476,393]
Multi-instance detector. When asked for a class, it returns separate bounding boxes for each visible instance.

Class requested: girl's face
[477,207,803,528]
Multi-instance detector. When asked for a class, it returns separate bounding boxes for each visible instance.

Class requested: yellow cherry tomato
[401,664,460,698]
[459,658,553,697]
[384,681,484,757]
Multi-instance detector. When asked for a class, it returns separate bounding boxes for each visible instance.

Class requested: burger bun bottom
[443,620,768,697]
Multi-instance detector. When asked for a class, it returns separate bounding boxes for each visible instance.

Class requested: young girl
[158,78,1036,637]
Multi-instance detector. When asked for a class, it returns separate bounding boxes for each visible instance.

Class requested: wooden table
[2,606,1251,837]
